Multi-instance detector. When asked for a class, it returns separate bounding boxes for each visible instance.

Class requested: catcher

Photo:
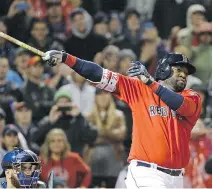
[0,148,46,188]
[42,51,201,188]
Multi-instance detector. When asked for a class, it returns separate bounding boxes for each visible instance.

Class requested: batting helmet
[155,53,196,81]
[0,148,41,188]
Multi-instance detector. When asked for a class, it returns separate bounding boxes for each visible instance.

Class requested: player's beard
[11,174,21,188]
[163,77,186,92]
[174,79,186,92]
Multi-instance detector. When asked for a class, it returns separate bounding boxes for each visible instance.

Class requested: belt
[136,161,183,176]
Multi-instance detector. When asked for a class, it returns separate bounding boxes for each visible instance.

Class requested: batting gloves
[42,50,67,67]
[127,61,155,85]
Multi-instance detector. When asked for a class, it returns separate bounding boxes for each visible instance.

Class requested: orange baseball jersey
[96,69,202,169]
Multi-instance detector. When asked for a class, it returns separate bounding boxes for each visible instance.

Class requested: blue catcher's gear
[155,53,196,81]
[0,148,41,188]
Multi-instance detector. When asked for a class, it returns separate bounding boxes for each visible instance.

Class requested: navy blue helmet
[0,148,41,188]
[155,53,196,81]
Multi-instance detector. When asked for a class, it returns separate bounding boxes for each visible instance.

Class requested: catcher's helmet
[155,53,196,81]
[0,148,41,188]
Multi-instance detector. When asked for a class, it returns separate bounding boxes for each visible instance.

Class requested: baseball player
[0,148,43,188]
[42,51,201,188]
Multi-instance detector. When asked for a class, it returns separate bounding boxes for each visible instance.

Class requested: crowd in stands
[0,0,212,188]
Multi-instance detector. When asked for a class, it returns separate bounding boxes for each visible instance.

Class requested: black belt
[136,161,183,176]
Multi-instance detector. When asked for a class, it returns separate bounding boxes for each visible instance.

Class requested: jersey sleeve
[93,69,145,105]
[114,74,144,105]
[176,90,202,118]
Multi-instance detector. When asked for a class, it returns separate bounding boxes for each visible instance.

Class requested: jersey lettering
[149,105,168,117]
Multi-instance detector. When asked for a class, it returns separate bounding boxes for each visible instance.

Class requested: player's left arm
[127,62,201,117]
[148,82,201,116]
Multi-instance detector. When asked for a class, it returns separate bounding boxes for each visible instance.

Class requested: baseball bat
[0,31,45,57]
[47,170,54,189]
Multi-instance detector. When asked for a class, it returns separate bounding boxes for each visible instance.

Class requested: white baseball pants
[125,160,184,188]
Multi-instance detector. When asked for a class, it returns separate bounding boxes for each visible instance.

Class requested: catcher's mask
[0,148,41,188]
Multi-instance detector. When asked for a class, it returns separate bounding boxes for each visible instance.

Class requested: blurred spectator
[85,89,126,188]
[117,49,136,75]
[0,19,16,65]
[182,4,207,50]
[65,8,108,61]
[0,108,6,134]
[101,45,119,72]
[29,0,46,18]
[29,0,82,21]
[1,124,29,152]
[93,12,111,40]
[61,0,82,17]
[61,0,83,36]
[185,79,213,188]
[117,47,135,69]
[152,0,187,39]
[5,0,34,42]
[13,101,40,153]
[126,0,156,22]
[174,45,190,57]
[59,72,96,117]
[6,48,31,88]
[54,177,68,188]
[45,64,69,90]
[114,9,142,56]
[22,56,55,123]
[93,45,120,68]
[31,89,98,156]
[205,156,212,174]
[191,84,208,119]
[40,128,91,188]
[0,55,23,124]
[27,19,64,52]
[168,26,181,52]
[190,84,212,129]
[139,22,167,76]
[184,119,212,188]
[45,1,69,41]
[176,28,190,47]
[191,22,212,85]
[108,12,123,44]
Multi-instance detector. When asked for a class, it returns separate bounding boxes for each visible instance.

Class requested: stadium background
[0,0,212,188]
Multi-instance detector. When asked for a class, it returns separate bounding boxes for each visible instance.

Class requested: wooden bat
[0,31,45,57]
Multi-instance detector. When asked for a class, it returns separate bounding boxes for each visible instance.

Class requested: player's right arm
[42,50,140,104]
